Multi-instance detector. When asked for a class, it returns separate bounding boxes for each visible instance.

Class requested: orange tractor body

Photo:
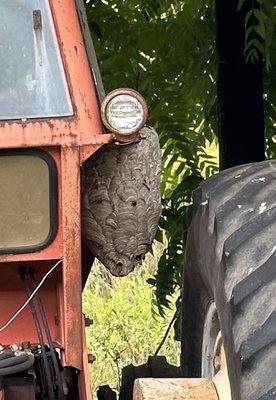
[0,1,111,398]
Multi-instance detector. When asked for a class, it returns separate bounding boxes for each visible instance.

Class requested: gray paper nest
[82,127,162,276]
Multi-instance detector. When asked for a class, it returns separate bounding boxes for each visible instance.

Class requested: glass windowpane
[0,0,73,120]
[0,155,52,250]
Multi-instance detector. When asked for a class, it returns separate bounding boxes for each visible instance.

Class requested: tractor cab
[0,1,148,399]
[0,1,73,121]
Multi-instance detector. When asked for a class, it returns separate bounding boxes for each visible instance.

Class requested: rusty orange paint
[0,1,111,398]
[0,0,111,150]
[60,146,83,369]
[78,316,93,400]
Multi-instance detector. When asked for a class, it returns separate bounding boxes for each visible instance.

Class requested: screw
[88,354,96,364]
[14,350,25,357]
[22,342,31,351]
[85,317,93,327]
[10,343,19,352]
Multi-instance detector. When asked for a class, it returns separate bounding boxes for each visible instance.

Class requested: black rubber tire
[181,160,276,400]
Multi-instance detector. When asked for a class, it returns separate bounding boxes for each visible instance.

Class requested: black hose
[29,274,65,400]
[0,354,34,377]
[0,353,28,368]
[0,351,14,361]
[22,275,56,400]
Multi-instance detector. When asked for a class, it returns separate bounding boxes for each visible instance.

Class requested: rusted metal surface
[80,142,111,164]
[0,0,110,399]
[0,0,111,150]
[60,147,83,370]
[0,148,62,346]
[133,378,219,400]
[111,131,140,144]
[78,317,93,400]
[0,284,60,346]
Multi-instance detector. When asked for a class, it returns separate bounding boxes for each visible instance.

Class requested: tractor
[0,0,147,398]
[0,1,274,400]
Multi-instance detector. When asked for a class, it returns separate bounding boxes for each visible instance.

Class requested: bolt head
[85,317,93,327]
[88,354,96,364]
[10,343,19,352]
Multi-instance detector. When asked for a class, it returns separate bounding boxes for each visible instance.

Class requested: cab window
[0,1,73,120]
[0,150,57,253]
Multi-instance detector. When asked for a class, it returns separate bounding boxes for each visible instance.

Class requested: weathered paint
[0,0,111,150]
[133,378,219,400]
[78,316,93,400]
[0,1,111,399]
[61,146,83,369]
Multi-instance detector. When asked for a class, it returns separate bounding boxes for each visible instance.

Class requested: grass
[83,244,180,393]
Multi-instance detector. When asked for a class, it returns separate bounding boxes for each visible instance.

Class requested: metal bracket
[33,10,42,31]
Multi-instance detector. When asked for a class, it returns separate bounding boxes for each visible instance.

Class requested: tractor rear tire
[181,160,276,400]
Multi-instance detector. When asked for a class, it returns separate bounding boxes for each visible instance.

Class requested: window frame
[75,0,106,104]
[0,148,58,255]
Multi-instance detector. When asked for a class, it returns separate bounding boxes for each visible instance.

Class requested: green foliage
[237,0,275,69]
[85,0,276,315]
[85,0,218,316]
[83,248,180,393]
[236,0,276,158]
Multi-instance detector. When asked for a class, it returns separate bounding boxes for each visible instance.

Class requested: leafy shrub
[83,245,180,392]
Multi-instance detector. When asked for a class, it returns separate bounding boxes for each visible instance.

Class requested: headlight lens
[101,89,148,135]
[106,95,143,133]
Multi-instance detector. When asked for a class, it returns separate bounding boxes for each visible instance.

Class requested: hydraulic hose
[22,275,56,400]
[0,354,34,377]
[0,353,28,368]
[0,351,14,361]
[29,274,65,400]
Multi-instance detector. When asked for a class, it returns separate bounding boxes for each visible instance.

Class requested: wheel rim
[202,301,232,400]
[202,302,220,378]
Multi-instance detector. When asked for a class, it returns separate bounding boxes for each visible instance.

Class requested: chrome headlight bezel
[101,88,148,136]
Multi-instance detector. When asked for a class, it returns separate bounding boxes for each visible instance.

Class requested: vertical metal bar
[61,147,83,371]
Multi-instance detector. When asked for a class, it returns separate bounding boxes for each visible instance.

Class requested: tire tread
[183,160,276,400]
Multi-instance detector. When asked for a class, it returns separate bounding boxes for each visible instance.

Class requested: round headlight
[101,88,148,135]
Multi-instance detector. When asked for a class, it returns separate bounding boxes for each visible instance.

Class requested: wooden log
[133,378,219,400]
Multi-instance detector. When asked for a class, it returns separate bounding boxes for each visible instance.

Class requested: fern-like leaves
[238,0,275,70]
